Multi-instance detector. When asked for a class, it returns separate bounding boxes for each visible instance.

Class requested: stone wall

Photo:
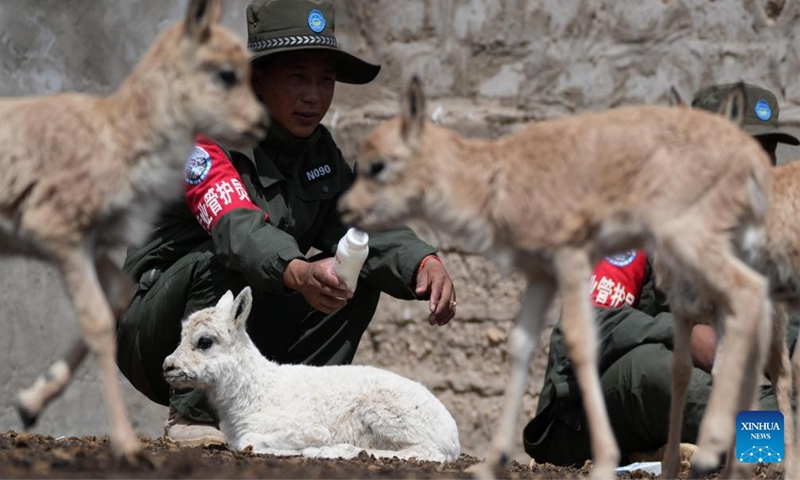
[1,0,799,464]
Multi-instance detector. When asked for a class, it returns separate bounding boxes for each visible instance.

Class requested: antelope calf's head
[163,287,254,390]
[339,76,432,231]
[155,0,268,147]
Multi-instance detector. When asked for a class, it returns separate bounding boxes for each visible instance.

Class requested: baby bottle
[333,228,370,292]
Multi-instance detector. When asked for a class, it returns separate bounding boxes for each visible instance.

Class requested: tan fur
[655,87,793,479]
[681,162,800,478]
[763,161,800,298]
[760,160,800,480]
[339,77,773,479]
[6,0,266,458]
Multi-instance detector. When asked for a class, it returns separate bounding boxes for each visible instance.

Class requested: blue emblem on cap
[755,99,772,122]
[308,9,325,33]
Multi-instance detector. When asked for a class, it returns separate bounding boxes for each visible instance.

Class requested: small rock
[51,449,74,463]
[486,327,504,345]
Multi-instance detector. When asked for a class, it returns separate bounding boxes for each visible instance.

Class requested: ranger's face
[253,51,336,139]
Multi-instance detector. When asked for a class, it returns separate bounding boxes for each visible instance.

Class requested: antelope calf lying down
[339,77,773,478]
[163,287,460,462]
[5,0,265,457]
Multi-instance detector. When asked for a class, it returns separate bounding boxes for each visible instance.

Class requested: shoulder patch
[184,141,265,234]
[185,146,212,185]
[605,250,636,267]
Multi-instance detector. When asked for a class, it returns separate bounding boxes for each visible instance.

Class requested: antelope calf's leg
[96,253,134,318]
[691,259,769,475]
[61,251,140,458]
[16,254,131,428]
[766,304,793,472]
[478,279,555,478]
[17,338,89,428]
[553,248,619,479]
[661,317,694,479]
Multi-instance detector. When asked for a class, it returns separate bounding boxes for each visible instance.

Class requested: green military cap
[692,83,799,145]
[246,0,380,85]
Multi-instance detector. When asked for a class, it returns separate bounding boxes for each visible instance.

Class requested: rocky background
[1,0,799,463]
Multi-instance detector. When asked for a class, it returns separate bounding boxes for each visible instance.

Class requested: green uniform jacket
[536,260,672,418]
[124,123,437,298]
[524,257,800,454]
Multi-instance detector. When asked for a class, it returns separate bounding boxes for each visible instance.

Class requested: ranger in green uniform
[523,83,800,467]
[116,0,457,447]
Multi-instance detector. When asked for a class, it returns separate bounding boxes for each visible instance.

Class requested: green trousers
[524,343,786,467]
[116,246,381,424]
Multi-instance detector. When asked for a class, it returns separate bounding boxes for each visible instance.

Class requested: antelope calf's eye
[197,337,214,350]
[217,69,238,88]
[369,161,386,178]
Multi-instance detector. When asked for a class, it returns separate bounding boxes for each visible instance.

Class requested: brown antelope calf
[339,77,773,478]
[657,88,794,479]
[761,160,800,479]
[3,0,265,457]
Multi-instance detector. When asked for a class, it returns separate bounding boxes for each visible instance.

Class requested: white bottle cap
[346,228,369,250]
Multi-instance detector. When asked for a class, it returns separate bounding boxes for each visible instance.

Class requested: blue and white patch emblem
[755,99,772,122]
[184,146,212,186]
[605,250,637,267]
[308,9,326,33]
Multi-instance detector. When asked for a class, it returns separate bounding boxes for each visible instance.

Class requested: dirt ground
[0,430,603,479]
[2,430,788,479]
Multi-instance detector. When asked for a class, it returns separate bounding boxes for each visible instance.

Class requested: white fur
[163,287,460,462]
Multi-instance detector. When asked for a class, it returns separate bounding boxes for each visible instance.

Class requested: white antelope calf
[4,0,266,458]
[163,287,461,462]
[338,77,773,478]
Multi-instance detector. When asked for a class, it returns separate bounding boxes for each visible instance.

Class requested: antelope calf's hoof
[16,404,38,430]
[690,448,722,477]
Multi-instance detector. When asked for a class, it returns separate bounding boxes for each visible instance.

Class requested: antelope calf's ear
[668,86,685,107]
[718,82,746,128]
[401,75,427,146]
[185,0,222,42]
[230,287,253,330]
[216,290,235,311]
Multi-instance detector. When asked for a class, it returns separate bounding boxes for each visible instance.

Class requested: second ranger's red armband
[184,137,265,234]
[589,250,647,309]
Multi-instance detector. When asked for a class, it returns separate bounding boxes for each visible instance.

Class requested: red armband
[184,136,265,234]
[589,250,647,309]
